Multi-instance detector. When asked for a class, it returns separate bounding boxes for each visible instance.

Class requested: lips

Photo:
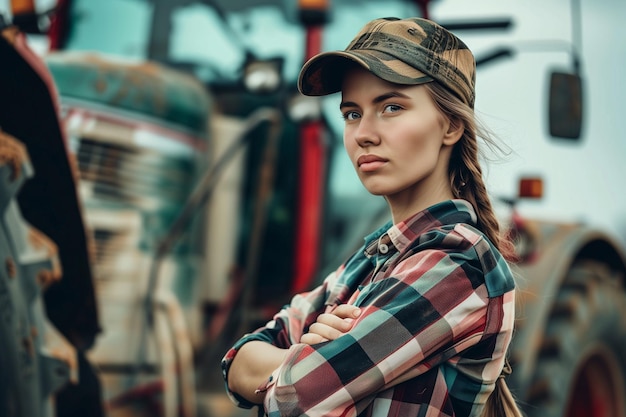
[357,154,387,172]
[357,154,386,166]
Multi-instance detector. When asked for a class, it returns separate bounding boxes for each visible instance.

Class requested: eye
[342,110,361,121]
[383,104,402,113]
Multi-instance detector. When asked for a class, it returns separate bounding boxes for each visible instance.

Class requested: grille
[75,137,194,212]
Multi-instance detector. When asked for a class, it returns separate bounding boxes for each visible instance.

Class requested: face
[340,67,462,215]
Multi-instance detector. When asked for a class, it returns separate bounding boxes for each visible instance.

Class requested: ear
[442,118,464,146]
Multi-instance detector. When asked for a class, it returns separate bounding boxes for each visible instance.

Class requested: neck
[386,181,454,224]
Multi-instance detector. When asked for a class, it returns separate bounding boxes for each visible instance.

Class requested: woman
[222,17,523,417]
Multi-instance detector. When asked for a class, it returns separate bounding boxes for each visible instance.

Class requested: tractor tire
[523,259,626,417]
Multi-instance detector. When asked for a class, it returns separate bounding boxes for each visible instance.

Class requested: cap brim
[297,49,433,96]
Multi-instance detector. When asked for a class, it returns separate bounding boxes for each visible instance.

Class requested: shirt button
[379,243,389,254]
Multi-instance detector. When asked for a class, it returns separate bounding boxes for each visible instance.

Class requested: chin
[363,185,398,197]
[359,177,406,197]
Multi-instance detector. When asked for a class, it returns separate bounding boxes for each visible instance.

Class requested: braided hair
[425,82,523,417]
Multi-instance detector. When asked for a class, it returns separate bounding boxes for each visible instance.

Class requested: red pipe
[293,1,429,294]
[415,0,430,20]
[292,25,326,294]
[48,0,71,50]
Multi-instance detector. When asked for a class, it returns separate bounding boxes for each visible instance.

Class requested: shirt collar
[364,199,477,257]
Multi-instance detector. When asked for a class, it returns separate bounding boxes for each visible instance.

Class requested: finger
[316,313,353,333]
[332,304,361,319]
[308,322,345,341]
[300,332,328,345]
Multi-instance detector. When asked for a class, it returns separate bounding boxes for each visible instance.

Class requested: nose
[352,114,381,147]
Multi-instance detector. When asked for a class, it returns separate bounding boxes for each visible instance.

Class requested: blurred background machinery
[1,0,625,417]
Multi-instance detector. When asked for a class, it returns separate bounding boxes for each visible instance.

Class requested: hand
[301,304,361,345]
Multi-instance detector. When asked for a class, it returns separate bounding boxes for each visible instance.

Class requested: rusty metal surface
[1,27,101,352]
[46,52,212,135]
[0,135,73,417]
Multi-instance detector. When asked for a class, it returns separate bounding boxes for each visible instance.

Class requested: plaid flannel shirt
[222,199,516,417]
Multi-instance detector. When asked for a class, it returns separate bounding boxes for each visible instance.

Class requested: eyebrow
[339,91,411,109]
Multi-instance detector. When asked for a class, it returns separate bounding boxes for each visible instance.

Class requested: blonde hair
[425,82,523,417]
[481,378,524,417]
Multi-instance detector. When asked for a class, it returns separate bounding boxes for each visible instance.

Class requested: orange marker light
[518,177,543,199]
[11,0,36,15]
[298,0,329,25]
[298,0,329,10]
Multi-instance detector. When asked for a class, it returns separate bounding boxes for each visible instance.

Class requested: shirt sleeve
[260,247,494,417]
[221,267,344,408]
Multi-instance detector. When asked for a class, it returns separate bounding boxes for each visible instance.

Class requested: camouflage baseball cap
[298,17,476,107]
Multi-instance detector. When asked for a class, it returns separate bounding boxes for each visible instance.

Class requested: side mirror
[548,71,583,140]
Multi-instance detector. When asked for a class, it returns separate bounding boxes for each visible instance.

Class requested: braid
[426,82,523,417]
[425,83,516,261]
[480,378,524,417]
[452,128,500,246]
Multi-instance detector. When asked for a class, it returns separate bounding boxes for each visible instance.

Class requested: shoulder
[452,223,515,296]
[403,222,515,297]
[410,221,483,254]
